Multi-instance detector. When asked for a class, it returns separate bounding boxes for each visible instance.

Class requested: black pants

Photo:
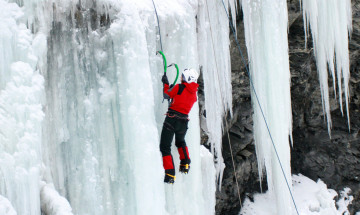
[159,111,189,157]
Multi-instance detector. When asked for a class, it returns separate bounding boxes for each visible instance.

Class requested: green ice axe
[167,63,179,86]
[156,51,179,86]
[156,51,167,74]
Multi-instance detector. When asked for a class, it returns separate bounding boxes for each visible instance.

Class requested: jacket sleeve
[164,84,179,99]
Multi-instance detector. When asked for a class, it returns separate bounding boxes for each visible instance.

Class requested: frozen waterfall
[240,0,294,214]
[197,0,234,185]
[1,0,353,214]
[0,0,234,214]
[302,0,353,134]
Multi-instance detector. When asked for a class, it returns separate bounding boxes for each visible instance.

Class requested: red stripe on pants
[178,146,190,160]
[162,155,174,170]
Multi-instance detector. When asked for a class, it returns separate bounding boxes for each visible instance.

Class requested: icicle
[302,0,353,133]
[241,0,293,214]
[197,0,233,185]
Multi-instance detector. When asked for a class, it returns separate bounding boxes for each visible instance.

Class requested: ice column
[0,1,45,214]
[141,1,212,214]
[241,0,293,214]
[197,0,234,183]
[302,0,353,134]
[37,0,167,214]
[38,0,211,214]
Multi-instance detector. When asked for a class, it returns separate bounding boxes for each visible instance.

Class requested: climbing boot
[178,146,191,174]
[179,163,190,174]
[179,159,191,174]
[164,169,176,184]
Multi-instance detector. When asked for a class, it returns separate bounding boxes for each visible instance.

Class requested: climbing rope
[151,0,179,105]
[151,0,169,104]
[204,0,243,209]
[219,0,300,214]
[151,0,163,52]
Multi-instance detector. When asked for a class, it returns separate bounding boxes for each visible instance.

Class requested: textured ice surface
[302,0,352,134]
[197,0,234,185]
[0,0,234,214]
[240,0,293,214]
[0,1,44,214]
[200,146,216,215]
[40,182,73,215]
[0,195,17,215]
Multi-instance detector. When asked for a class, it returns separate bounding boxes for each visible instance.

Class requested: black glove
[162,75,169,85]
[163,92,170,100]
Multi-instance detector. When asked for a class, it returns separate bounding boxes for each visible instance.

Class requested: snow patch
[240,174,354,215]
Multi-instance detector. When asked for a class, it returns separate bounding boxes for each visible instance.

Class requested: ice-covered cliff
[0,0,234,214]
[0,0,354,214]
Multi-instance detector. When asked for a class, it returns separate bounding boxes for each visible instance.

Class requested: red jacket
[164,82,199,115]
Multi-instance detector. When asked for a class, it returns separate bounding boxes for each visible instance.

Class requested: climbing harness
[165,112,189,121]
[219,0,300,214]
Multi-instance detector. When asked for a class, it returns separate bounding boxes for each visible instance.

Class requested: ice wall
[240,0,293,214]
[0,0,235,214]
[0,1,45,214]
[302,0,353,134]
[38,1,167,214]
[197,0,234,184]
[40,182,73,215]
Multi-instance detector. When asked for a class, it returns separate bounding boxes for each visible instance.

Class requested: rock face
[213,0,360,214]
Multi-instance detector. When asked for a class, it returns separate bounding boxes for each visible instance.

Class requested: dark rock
[215,0,360,214]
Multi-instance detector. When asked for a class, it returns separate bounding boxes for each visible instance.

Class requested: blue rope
[220,1,300,214]
[151,0,163,52]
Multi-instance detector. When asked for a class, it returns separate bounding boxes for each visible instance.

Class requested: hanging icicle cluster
[302,0,353,135]
[240,0,294,214]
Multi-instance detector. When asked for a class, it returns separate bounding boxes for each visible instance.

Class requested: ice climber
[160,68,199,184]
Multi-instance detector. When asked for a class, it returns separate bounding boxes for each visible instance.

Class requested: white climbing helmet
[182,68,199,83]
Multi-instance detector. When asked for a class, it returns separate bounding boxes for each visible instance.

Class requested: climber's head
[181,68,199,83]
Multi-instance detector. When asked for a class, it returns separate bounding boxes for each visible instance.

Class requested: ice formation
[0,195,16,215]
[1,0,353,214]
[0,0,234,214]
[0,1,45,214]
[302,0,353,134]
[197,0,234,184]
[40,182,73,215]
[240,0,293,214]
[240,174,354,215]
